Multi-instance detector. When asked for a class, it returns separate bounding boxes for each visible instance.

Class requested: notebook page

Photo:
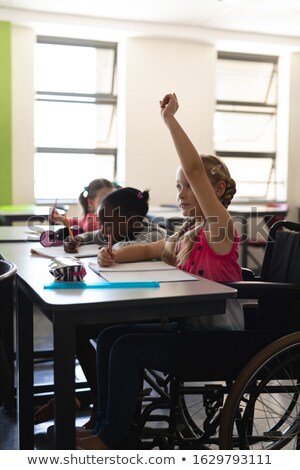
[89,260,198,282]
[89,260,177,272]
[99,270,198,283]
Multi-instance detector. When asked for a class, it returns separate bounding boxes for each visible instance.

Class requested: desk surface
[0,242,236,450]
[0,224,64,242]
[0,204,69,215]
[1,242,236,311]
[149,203,288,220]
[0,204,68,226]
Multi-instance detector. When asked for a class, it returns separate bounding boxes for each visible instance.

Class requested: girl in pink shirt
[75,93,243,450]
[50,178,118,232]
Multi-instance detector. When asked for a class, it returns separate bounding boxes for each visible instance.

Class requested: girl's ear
[215,180,226,199]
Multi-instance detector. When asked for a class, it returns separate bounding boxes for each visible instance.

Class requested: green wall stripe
[0,21,12,205]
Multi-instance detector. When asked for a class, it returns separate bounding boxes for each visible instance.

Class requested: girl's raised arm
[160,93,234,249]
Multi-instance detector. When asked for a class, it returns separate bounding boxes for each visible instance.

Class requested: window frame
[34,36,118,203]
[215,51,278,202]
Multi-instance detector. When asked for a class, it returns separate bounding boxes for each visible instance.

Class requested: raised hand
[160,93,179,122]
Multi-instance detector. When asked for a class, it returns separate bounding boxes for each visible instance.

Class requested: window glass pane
[214,111,276,152]
[35,101,116,148]
[222,157,275,199]
[35,44,115,94]
[34,153,115,200]
[216,59,277,104]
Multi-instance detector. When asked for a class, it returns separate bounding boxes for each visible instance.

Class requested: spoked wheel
[220,332,300,450]
[175,383,230,449]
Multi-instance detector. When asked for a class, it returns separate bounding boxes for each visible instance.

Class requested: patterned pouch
[49,256,87,281]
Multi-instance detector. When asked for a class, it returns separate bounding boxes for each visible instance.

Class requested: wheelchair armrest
[225,281,300,300]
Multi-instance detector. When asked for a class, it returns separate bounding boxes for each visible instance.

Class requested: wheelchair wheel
[219,332,300,450]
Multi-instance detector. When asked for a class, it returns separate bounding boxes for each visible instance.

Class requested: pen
[64,213,74,239]
[107,234,112,253]
[50,198,57,224]
[44,281,160,289]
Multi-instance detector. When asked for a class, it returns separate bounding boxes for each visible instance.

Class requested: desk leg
[53,314,76,450]
[1,275,15,411]
[16,283,34,449]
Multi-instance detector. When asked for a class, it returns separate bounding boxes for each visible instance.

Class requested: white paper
[89,260,198,283]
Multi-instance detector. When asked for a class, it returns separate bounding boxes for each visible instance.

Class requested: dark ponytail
[79,179,115,215]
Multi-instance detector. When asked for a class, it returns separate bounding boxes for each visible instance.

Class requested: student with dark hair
[35,187,166,427]
[50,178,118,232]
[63,187,164,252]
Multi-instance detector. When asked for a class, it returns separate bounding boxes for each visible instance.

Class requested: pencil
[107,234,112,253]
[50,198,58,224]
[64,213,74,239]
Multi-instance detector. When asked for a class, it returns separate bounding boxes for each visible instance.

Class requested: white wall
[11,25,35,204]
[287,52,300,222]
[122,38,215,206]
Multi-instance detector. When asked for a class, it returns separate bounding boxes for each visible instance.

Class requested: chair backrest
[263,202,288,229]
[165,217,185,236]
[258,220,300,330]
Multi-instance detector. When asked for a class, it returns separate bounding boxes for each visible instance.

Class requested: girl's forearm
[114,240,164,263]
[164,115,205,176]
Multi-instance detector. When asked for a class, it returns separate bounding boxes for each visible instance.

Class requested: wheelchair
[126,220,300,450]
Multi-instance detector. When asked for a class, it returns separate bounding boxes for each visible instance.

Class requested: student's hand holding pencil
[63,214,83,253]
[63,235,83,253]
[97,235,115,267]
[50,210,66,225]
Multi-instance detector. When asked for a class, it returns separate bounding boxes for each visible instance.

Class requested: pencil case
[48,256,87,282]
[40,226,83,247]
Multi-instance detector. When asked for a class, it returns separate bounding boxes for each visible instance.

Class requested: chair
[0,259,17,409]
[246,202,288,273]
[128,220,300,450]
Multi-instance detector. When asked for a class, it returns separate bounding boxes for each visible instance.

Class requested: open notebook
[30,244,100,259]
[89,260,198,283]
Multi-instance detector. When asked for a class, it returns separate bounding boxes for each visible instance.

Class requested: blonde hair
[162,155,236,267]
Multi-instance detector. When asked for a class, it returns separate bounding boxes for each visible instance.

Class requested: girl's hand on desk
[98,247,116,267]
[63,235,83,253]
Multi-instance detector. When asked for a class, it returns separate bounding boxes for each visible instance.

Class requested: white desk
[0,224,65,243]
[0,204,68,226]
[0,242,237,450]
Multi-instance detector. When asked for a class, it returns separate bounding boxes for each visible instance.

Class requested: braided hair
[162,155,237,266]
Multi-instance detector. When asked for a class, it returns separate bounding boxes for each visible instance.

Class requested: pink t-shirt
[179,227,242,283]
[179,227,244,331]
[68,213,100,232]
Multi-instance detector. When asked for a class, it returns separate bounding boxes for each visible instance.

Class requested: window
[214,52,278,200]
[34,37,117,202]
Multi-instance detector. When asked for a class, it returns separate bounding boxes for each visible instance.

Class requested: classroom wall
[120,38,215,206]
[287,52,300,222]
[11,25,35,204]
[0,22,12,204]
